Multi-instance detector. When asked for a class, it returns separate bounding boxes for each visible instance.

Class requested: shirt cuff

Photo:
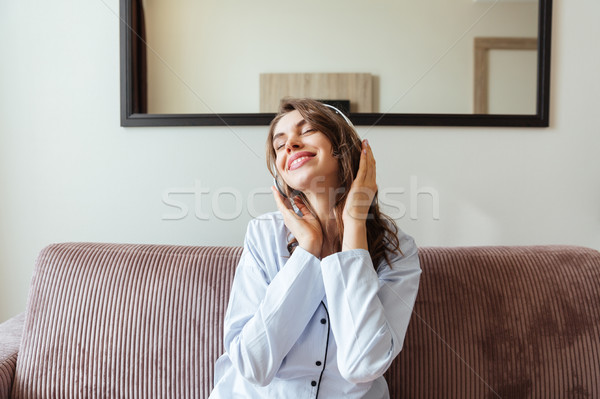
[321,248,370,263]
[291,244,322,262]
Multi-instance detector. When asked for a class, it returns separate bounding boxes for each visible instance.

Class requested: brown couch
[1,243,599,398]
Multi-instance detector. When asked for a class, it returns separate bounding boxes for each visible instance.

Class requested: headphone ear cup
[274,176,288,198]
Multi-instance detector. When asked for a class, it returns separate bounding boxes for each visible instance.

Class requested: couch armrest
[0,312,25,399]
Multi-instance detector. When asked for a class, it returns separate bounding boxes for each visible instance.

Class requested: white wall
[0,0,599,322]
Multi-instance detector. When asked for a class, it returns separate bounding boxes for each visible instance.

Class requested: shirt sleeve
[320,230,421,384]
[223,218,326,387]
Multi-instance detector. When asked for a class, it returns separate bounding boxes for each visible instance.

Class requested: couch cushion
[12,243,241,399]
[0,312,26,398]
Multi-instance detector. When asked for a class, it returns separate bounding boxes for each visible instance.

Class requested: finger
[292,196,314,219]
[355,139,369,182]
[365,141,376,182]
[271,186,295,215]
[271,186,286,210]
[361,139,374,182]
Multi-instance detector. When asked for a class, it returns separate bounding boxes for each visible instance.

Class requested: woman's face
[272,110,340,194]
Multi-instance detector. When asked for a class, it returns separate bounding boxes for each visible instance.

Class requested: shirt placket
[308,300,330,398]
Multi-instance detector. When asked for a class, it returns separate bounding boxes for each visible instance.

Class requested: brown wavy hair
[266,98,402,270]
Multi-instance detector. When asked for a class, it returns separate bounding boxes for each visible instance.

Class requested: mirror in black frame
[120,0,552,127]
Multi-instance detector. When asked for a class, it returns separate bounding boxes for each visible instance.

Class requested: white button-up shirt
[210,212,421,398]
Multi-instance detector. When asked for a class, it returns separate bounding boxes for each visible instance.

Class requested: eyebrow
[272,119,307,143]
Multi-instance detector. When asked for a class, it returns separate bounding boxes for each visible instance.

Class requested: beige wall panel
[260,73,373,113]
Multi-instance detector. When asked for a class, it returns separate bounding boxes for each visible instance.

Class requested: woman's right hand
[271,186,323,258]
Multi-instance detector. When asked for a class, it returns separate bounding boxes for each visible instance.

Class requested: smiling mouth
[288,155,315,171]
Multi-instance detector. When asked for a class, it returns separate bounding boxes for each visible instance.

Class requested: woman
[210,99,421,398]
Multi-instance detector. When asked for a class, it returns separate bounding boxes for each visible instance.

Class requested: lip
[287,151,316,171]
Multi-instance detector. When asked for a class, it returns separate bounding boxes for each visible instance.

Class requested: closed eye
[274,128,316,150]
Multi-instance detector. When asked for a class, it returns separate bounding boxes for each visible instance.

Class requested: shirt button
[320,318,326,324]
[316,361,322,366]
[311,380,317,387]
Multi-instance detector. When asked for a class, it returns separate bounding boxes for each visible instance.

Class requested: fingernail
[364,139,369,146]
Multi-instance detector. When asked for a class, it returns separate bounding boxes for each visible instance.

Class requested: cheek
[322,144,337,167]
[275,155,285,173]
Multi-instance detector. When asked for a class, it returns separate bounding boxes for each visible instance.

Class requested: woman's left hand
[342,139,377,226]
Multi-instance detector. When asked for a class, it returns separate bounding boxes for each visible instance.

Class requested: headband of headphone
[322,103,354,127]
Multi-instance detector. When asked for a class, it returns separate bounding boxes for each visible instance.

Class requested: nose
[285,135,302,153]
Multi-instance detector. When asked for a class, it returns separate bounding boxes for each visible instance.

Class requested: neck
[304,189,338,243]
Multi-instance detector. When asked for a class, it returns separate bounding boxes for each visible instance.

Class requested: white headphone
[322,103,354,127]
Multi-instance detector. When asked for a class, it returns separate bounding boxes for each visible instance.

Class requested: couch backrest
[387,245,600,398]
[13,243,241,399]
[13,243,600,398]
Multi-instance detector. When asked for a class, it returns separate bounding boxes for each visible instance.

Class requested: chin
[284,167,336,194]
[291,180,329,197]
[286,182,307,194]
